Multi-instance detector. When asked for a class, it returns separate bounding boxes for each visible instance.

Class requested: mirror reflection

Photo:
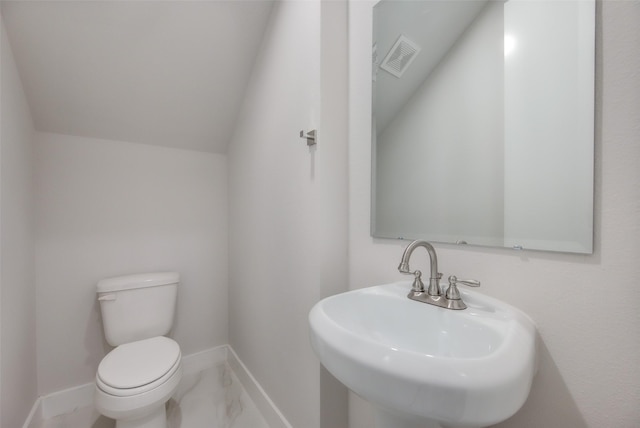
[372,0,595,253]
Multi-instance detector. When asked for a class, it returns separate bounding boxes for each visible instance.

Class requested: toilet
[95,272,183,428]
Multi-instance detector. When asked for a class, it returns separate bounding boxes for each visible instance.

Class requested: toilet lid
[97,336,180,390]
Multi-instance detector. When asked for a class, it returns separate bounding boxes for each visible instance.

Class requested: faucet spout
[398,240,441,296]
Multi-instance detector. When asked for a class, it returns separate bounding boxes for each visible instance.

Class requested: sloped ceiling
[374,0,488,135]
[1,0,274,153]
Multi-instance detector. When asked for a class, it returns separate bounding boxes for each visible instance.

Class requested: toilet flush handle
[98,293,116,301]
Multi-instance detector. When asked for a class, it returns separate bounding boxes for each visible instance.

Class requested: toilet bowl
[95,272,182,428]
[95,337,182,428]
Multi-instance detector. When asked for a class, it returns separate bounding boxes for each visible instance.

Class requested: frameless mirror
[371,0,595,253]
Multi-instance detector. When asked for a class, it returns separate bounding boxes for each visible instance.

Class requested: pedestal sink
[309,281,537,428]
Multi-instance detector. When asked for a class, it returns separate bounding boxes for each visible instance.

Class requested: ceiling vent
[380,34,421,78]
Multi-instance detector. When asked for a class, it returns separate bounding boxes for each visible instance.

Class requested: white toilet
[95,272,183,428]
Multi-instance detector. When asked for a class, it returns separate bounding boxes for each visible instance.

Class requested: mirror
[371,0,595,253]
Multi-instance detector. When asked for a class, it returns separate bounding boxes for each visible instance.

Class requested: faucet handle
[452,276,480,287]
[445,275,480,300]
[411,270,425,293]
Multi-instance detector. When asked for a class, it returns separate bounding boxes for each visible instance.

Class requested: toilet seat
[97,336,181,397]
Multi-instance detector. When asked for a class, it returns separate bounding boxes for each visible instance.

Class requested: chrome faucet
[398,240,480,310]
[398,240,442,296]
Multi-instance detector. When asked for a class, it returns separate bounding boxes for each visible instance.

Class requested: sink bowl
[309,281,537,428]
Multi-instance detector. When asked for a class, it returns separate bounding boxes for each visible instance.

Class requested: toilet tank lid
[97,272,180,293]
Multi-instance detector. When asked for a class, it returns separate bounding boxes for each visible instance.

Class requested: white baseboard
[41,382,95,419]
[227,346,293,428]
[23,344,291,428]
[21,396,42,428]
[181,344,227,375]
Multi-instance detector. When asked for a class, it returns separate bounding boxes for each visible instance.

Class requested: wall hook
[300,129,317,146]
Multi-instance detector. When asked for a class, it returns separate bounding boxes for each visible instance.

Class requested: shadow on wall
[492,339,588,428]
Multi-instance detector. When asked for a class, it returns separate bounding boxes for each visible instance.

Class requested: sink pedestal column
[374,408,486,428]
[374,408,442,428]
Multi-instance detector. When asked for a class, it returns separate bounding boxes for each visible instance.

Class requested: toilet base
[116,403,166,428]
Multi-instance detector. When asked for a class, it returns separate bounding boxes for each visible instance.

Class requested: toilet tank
[97,272,179,346]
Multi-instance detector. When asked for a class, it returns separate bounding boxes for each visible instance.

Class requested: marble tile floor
[39,362,271,428]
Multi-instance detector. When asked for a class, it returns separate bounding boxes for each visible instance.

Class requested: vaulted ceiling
[1,0,274,153]
[373,0,488,135]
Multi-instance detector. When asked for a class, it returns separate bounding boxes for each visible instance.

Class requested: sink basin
[309,281,537,428]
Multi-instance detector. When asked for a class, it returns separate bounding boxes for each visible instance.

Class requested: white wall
[228,1,348,427]
[375,1,504,246]
[0,13,37,428]
[349,1,640,427]
[35,132,228,395]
